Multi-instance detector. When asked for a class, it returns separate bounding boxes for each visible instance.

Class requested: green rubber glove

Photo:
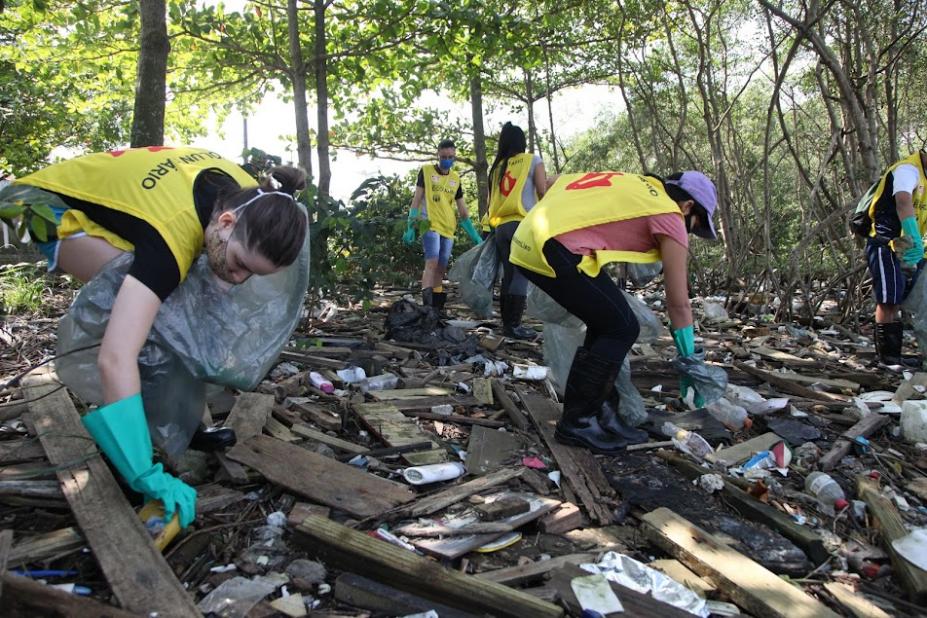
[901,216,925,267]
[672,325,703,407]
[403,208,420,246]
[461,218,482,245]
[82,394,197,528]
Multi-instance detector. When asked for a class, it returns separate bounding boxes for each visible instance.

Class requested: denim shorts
[422,230,453,267]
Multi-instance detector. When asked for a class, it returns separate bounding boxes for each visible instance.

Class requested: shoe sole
[554,428,627,455]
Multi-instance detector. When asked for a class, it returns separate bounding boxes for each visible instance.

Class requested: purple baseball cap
[666,171,718,239]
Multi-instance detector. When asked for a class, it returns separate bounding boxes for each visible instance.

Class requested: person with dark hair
[859,150,926,365]
[510,170,722,454]
[487,122,550,339]
[14,146,309,528]
[403,139,482,311]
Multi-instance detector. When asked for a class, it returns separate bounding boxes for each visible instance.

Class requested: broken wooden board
[710,432,782,466]
[857,476,927,603]
[370,386,452,400]
[649,559,715,596]
[353,402,446,465]
[466,425,520,475]
[2,572,141,618]
[473,378,493,405]
[388,395,479,412]
[293,514,563,618]
[227,435,414,518]
[290,423,369,454]
[490,380,530,431]
[750,346,818,367]
[334,573,479,618]
[409,492,559,560]
[263,416,298,442]
[223,392,274,440]
[402,467,524,518]
[735,363,846,402]
[823,581,892,618]
[538,502,584,534]
[523,393,613,524]
[0,439,45,464]
[478,553,597,586]
[286,502,331,528]
[820,414,890,471]
[289,401,341,432]
[23,372,200,617]
[8,527,84,568]
[641,507,840,618]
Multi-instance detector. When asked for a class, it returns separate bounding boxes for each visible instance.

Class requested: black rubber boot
[555,348,634,454]
[598,388,649,445]
[421,287,434,307]
[189,424,237,452]
[875,322,919,367]
[432,291,447,313]
[501,294,536,340]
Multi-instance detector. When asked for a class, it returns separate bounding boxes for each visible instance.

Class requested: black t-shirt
[872,170,904,240]
[54,169,240,301]
[416,165,464,200]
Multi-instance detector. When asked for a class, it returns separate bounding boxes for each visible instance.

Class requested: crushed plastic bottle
[805,471,848,516]
[361,373,399,392]
[308,371,334,394]
[705,397,752,430]
[661,422,713,460]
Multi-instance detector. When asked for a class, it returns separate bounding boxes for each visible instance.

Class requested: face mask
[439,158,454,171]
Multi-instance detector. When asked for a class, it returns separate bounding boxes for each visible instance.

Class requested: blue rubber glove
[403,208,420,246]
[901,216,925,267]
[82,394,198,528]
[672,325,703,407]
[461,218,482,245]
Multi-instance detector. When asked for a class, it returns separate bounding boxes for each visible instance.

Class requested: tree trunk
[314,0,332,203]
[469,71,489,218]
[524,69,537,153]
[543,45,560,172]
[130,0,169,147]
[287,0,313,181]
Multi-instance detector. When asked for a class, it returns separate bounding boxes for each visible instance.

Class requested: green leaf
[0,204,26,221]
[29,216,48,242]
[30,203,59,224]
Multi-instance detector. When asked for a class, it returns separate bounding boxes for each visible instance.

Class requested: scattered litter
[570,573,624,614]
[697,474,725,493]
[891,528,927,571]
[402,462,466,485]
[522,456,547,469]
[512,363,550,381]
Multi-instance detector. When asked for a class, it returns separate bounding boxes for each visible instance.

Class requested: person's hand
[461,219,482,245]
[679,374,705,408]
[133,464,198,528]
[901,216,925,267]
[402,226,416,246]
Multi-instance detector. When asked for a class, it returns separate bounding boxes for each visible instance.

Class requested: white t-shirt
[521,154,543,211]
[892,163,920,195]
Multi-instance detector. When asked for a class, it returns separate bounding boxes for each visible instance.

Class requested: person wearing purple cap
[509,170,722,453]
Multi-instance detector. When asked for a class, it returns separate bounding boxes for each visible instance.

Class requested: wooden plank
[8,527,84,568]
[538,502,584,534]
[290,423,369,454]
[750,346,818,366]
[2,572,142,618]
[353,402,446,465]
[403,467,524,518]
[286,502,331,528]
[649,559,715,595]
[820,414,890,471]
[334,573,479,618]
[293,514,563,618]
[473,378,493,405]
[401,410,505,428]
[823,582,892,618]
[389,395,479,412]
[223,392,274,441]
[263,416,298,442]
[0,528,12,600]
[289,401,341,432]
[370,387,452,400]
[659,452,829,563]
[0,439,45,464]
[857,476,927,603]
[710,432,782,466]
[735,363,846,402]
[467,425,520,474]
[490,380,530,431]
[522,393,613,525]
[640,507,840,618]
[478,553,597,586]
[757,371,859,392]
[23,373,199,617]
[226,435,414,518]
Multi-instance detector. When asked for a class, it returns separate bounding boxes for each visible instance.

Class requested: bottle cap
[834,498,849,511]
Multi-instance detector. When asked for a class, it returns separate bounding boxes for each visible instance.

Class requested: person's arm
[546,174,560,192]
[98,275,162,402]
[658,234,692,331]
[533,161,549,199]
[895,190,915,221]
[410,186,424,214]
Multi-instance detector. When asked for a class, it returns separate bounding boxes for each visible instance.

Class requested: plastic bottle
[805,471,848,515]
[661,422,713,460]
[139,500,180,551]
[308,371,334,394]
[361,373,399,392]
[705,398,752,430]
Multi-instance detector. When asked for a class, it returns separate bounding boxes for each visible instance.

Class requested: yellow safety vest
[17,146,256,280]
[421,164,461,238]
[866,151,927,240]
[510,172,683,278]
[488,153,533,227]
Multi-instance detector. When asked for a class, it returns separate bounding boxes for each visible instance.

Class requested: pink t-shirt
[555,213,688,257]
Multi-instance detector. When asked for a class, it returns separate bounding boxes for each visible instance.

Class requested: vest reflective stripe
[488,153,533,227]
[421,164,460,238]
[17,146,257,280]
[867,152,927,240]
[510,172,682,278]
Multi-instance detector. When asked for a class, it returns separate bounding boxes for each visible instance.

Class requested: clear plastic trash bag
[448,235,499,318]
[627,261,663,287]
[672,352,728,406]
[528,286,664,343]
[56,216,310,457]
[542,322,648,427]
[903,264,927,368]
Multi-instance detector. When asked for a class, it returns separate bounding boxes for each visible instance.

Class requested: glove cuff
[461,218,481,244]
[901,216,921,239]
[407,208,420,222]
[671,324,696,358]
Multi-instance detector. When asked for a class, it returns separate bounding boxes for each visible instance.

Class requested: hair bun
[262,166,307,197]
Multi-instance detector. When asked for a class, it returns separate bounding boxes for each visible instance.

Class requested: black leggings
[516,239,640,363]
[494,221,530,296]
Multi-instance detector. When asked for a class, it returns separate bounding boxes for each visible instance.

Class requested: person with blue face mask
[403,139,482,311]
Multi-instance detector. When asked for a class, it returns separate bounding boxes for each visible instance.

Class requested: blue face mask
[439,158,454,171]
